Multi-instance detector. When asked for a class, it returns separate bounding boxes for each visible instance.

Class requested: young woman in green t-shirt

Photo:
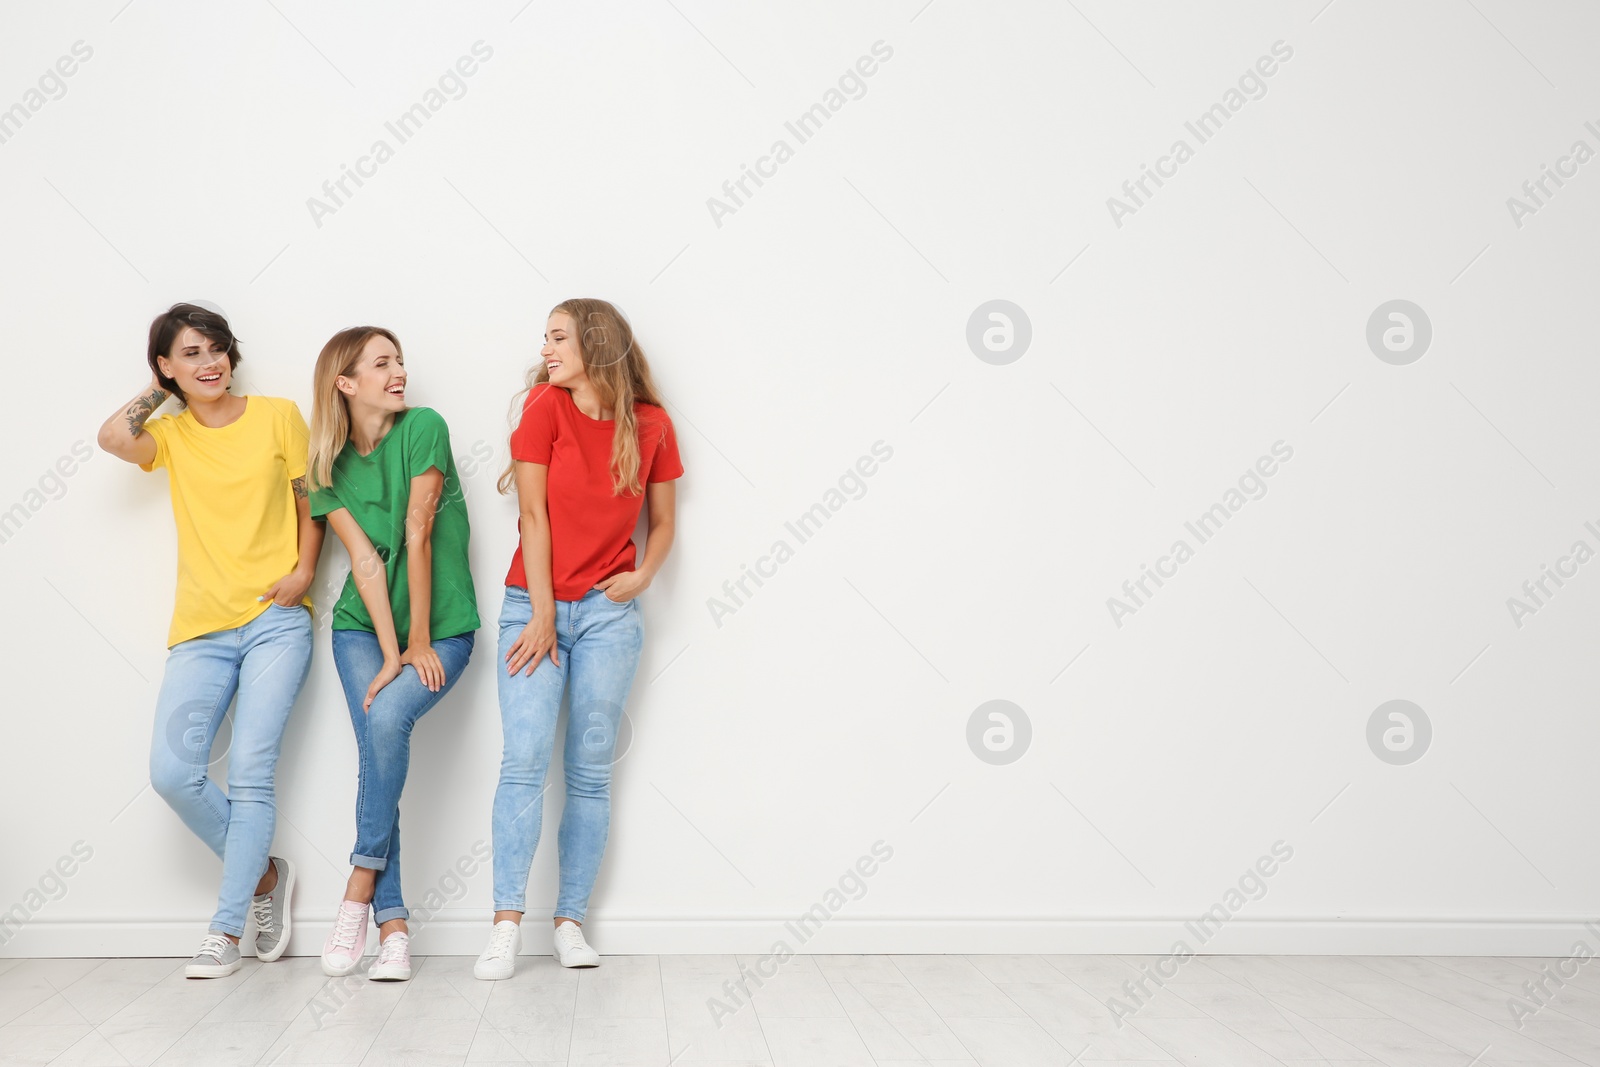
[306,326,480,981]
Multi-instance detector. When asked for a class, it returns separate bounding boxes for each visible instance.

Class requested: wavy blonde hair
[307,326,404,492]
[497,298,667,497]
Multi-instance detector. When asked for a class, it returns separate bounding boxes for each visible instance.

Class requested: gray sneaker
[185,932,242,978]
[251,856,295,962]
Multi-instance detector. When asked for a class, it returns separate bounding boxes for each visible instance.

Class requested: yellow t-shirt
[140,395,314,648]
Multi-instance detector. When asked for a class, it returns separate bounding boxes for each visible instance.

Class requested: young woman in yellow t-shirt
[96,303,326,978]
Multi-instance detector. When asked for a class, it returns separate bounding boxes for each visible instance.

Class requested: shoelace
[486,924,517,958]
[329,905,365,952]
[196,933,232,961]
[556,925,585,950]
[377,934,409,965]
[250,894,274,932]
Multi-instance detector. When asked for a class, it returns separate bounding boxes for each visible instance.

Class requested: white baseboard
[3,914,1595,958]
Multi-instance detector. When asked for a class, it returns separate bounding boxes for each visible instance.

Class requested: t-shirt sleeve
[647,411,684,483]
[282,400,310,481]
[404,407,453,479]
[308,479,341,519]
[509,385,557,464]
[137,414,171,472]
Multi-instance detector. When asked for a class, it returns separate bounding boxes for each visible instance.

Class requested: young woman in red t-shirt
[474,298,683,979]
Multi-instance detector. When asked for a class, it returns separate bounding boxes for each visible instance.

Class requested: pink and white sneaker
[321,899,369,977]
[369,930,411,981]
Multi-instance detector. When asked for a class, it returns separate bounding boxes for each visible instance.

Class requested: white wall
[2,0,1597,957]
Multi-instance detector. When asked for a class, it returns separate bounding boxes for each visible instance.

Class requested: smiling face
[157,326,233,401]
[336,333,407,412]
[541,311,585,387]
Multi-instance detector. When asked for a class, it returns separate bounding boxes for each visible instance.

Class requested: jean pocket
[499,587,533,626]
[264,603,312,639]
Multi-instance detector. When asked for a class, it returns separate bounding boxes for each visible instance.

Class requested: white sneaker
[553,920,600,967]
[369,930,412,981]
[474,920,520,980]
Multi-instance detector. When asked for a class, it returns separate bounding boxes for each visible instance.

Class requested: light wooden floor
[0,951,1595,1066]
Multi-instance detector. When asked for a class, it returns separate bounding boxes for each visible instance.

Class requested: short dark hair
[147,303,243,404]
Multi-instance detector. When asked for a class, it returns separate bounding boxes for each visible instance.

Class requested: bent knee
[364,716,415,751]
[565,766,613,796]
[150,762,203,801]
[496,755,551,787]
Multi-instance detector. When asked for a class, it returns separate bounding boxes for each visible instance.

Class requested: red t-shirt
[504,382,684,600]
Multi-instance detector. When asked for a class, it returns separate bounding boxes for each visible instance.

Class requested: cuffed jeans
[491,584,644,921]
[331,628,475,924]
[148,602,314,938]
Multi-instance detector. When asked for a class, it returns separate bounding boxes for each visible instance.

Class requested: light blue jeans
[148,602,314,937]
[491,584,644,920]
[331,627,476,924]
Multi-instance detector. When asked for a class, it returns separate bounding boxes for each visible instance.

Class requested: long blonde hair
[497,299,668,497]
[307,326,403,492]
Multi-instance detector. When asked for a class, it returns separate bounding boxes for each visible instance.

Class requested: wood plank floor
[0,952,1594,1066]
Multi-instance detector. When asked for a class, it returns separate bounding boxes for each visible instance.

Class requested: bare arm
[514,461,557,619]
[395,467,450,691]
[293,478,327,563]
[96,377,168,466]
[261,485,326,605]
[326,507,403,664]
[634,480,677,584]
[290,481,326,594]
[403,467,444,648]
[504,460,559,675]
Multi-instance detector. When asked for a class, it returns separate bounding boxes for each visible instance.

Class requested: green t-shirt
[309,406,480,645]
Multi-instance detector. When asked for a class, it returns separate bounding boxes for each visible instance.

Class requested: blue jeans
[492,584,644,920]
[331,628,475,924]
[148,602,314,938]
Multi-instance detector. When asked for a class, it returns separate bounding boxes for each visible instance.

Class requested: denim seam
[190,668,238,831]
[352,711,369,850]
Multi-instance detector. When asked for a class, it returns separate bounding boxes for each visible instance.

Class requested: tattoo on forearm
[292,476,307,499]
[123,387,167,438]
